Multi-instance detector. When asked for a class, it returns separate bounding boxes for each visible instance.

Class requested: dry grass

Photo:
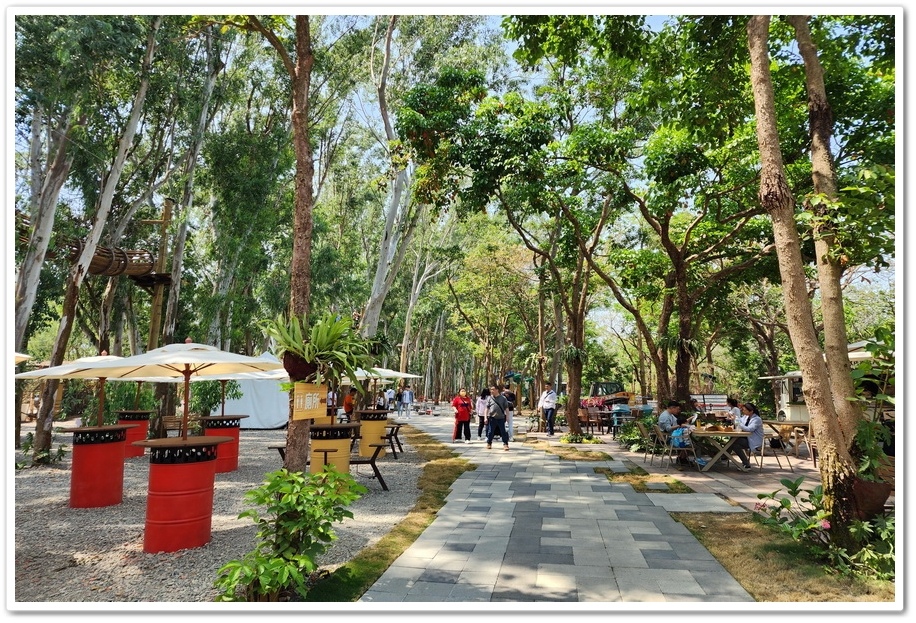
[673,512,895,602]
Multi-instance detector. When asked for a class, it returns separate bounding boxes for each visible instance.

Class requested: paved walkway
[360,411,819,603]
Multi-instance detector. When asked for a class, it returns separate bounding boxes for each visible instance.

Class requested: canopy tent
[195,353,289,429]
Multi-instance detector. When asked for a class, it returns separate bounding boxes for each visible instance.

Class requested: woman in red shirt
[451,388,473,444]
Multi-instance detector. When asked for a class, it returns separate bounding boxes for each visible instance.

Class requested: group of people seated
[656,397,763,471]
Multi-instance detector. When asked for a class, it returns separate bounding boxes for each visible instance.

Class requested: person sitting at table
[726,397,742,421]
[730,402,764,472]
[657,400,681,433]
[689,398,705,423]
[669,415,696,466]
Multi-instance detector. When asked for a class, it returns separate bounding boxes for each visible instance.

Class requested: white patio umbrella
[60,341,285,439]
[369,367,422,379]
[15,355,129,427]
[14,352,31,364]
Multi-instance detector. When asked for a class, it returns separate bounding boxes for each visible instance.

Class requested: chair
[651,424,671,467]
[793,427,815,461]
[662,427,700,471]
[586,406,603,434]
[635,421,657,463]
[751,434,795,472]
[578,408,596,435]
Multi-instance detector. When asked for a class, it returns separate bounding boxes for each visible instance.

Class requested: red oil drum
[68,425,133,508]
[117,410,153,458]
[138,437,231,554]
[200,415,248,473]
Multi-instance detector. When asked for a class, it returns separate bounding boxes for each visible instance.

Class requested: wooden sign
[293,382,326,421]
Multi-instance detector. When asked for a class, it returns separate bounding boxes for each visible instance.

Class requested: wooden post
[143,198,174,351]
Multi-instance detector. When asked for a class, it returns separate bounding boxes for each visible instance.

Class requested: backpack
[671,427,691,448]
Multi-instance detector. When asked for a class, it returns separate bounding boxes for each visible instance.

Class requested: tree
[747,14,895,544]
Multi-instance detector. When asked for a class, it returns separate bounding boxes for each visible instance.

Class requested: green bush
[214,466,367,601]
[756,476,895,581]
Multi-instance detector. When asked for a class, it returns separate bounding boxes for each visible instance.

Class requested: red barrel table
[133,435,233,554]
[198,415,249,473]
[116,410,154,458]
[67,424,136,508]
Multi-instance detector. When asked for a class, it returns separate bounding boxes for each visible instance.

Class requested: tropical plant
[260,311,374,386]
[755,476,894,581]
[849,327,895,483]
[213,466,367,602]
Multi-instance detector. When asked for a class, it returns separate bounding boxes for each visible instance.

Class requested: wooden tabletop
[690,429,750,437]
[133,435,234,448]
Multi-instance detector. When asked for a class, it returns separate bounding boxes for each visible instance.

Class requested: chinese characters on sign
[293,382,326,421]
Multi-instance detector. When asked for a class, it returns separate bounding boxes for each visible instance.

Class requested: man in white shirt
[538,382,559,436]
[385,387,395,410]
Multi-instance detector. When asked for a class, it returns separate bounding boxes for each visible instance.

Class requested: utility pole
[143,198,174,351]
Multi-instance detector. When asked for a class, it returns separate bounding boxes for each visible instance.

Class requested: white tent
[196,353,290,429]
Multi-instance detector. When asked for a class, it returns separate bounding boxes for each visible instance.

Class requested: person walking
[400,384,415,419]
[538,382,558,436]
[502,383,517,441]
[486,385,511,451]
[451,388,473,444]
[385,386,395,410]
[475,387,490,440]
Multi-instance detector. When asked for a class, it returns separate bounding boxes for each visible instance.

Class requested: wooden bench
[267,442,389,491]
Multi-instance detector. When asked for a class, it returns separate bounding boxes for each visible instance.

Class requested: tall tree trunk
[747,15,859,542]
[14,113,80,351]
[32,18,161,462]
[360,16,419,339]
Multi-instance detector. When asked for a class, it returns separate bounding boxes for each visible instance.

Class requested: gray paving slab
[359,416,758,604]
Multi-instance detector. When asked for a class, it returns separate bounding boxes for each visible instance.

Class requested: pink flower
[820,520,831,529]
[754,502,767,512]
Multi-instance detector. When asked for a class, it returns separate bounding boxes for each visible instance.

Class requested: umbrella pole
[182,368,192,440]
[97,378,107,427]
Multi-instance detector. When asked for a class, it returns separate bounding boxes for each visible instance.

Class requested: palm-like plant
[260,311,374,387]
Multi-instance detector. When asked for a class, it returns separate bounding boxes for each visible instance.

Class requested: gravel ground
[10,419,423,606]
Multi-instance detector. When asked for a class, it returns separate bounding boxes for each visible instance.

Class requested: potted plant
[260,311,373,387]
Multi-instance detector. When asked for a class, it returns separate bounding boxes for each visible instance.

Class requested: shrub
[756,476,895,581]
[214,466,367,601]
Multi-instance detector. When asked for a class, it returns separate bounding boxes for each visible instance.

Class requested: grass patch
[673,512,895,602]
[595,463,694,493]
[304,425,474,602]
[522,438,611,461]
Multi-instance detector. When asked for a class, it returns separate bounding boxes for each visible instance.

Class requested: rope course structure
[16,212,171,293]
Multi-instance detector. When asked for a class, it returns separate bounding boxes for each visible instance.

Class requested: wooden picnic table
[689,429,750,472]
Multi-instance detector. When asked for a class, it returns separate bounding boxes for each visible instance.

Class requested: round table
[132,435,234,554]
[66,424,137,508]
[116,410,155,457]
[309,423,360,475]
[198,415,249,473]
[355,410,390,459]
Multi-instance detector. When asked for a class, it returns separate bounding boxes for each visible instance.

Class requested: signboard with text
[293,382,326,421]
